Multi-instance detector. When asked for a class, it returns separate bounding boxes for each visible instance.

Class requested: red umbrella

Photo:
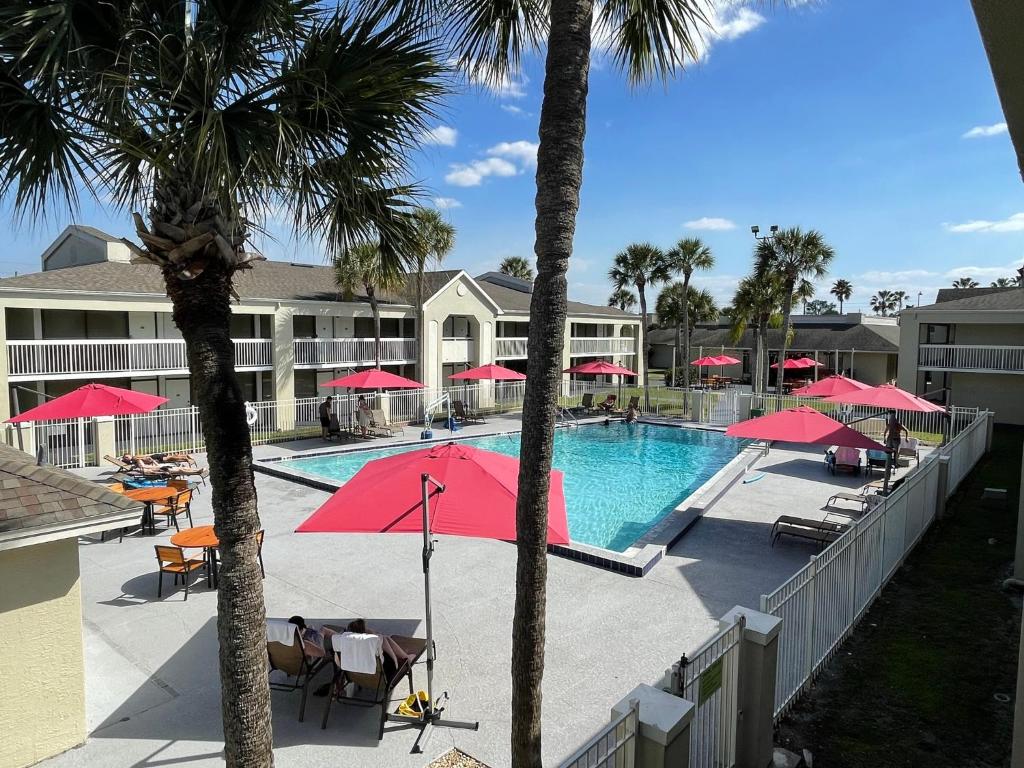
[791,374,872,397]
[297,442,568,744]
[823,384,946,413]
[691,355,726,367]
[563,360,637,376]
[7,383,168,423]
[726,406,884,450]
[448,364,526,381]
[716,355,742,365]
[321,368,424,389]
[793,357,824,368]
[770,358,810,370]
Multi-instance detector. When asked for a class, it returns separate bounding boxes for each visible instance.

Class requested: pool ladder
[557,407,579,428]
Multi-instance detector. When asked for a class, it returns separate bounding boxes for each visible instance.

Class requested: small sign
[699,659,723,704]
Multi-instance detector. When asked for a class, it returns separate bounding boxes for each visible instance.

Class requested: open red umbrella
[7,383,168,423]
[448,364,526,381]
[793,357,824,368]
[726,406,884,450]
[791,374,872,397]
[563,360,637,376]
[770,358,810,369]
[691,355,726,367]
[823,384,946,413]
[321,368,424,389]
[297,442,568,745]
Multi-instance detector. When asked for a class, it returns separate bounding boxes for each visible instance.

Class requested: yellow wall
[0,538,86,767]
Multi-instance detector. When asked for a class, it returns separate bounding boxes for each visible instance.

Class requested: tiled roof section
[649,324,899,353]
[919,287,1024,312]
[0,444,140,535]
[476,279,634,318]
[933,286,1016,304]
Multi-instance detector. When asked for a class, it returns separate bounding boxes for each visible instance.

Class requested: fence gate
[34,417,90,469]
[705,389,739,426]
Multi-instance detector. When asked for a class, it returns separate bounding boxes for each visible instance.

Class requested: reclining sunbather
[345,618,414,670]
[122,452,192,470]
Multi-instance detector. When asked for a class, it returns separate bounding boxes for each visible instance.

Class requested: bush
[665,365,698,387]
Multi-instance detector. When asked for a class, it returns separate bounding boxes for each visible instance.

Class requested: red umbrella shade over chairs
[793,357,824,368]
[297,442,569,748]
[321,369,425,389]
[726,406,883,450]
[563,360,637,376]
[448,364,525,381]
[790,374,872,397]
[823,384,946,413]
[769,358,810,370]
[7,382,168,422]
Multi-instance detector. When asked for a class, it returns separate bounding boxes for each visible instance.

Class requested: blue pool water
[281,424,746,552]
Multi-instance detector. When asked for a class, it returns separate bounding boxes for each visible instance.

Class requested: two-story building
[0,226,640,421]
[897,283,1024,425]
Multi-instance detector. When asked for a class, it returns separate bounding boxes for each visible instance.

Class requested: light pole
[751,225,779,392]
[751,224,779,242]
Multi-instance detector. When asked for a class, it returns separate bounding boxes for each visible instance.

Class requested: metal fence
[558,699,639,768]
[760,410,990,719]
[34,417,90,468]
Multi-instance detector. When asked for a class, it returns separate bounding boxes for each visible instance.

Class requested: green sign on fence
[699,658,723,704]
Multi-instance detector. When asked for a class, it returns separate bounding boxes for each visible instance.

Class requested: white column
[272,306,295,430]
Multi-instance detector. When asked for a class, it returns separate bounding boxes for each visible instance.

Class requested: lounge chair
[597,394,618,412]
[368,409,398,437]
[453,400,483,424]
[770,515,849,547]
[266,619,329,722]
[826,446,861,475]
[574,393,595,414]
[898,437,920,466]
[104,454,134,472]
[154,545,207,600]
[320,630,428,739]
[865,449,888,475]
[862,476,907,496]
[826,491,870,515]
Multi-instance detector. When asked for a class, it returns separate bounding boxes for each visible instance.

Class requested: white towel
[266,619,297,646]
[332,631,383,674]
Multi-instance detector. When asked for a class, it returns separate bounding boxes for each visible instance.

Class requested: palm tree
[794,278,815,314]
[730,272,786,394]
[754,228,835,394]
[892,290,908,311]
[664,238,714,387]
[411,208,456,378]
[830,279,853,314]
[687,287,719,329]
[608,288,637,312]
[655,282,687,374]
[991,277,1016,287]
[0,5,443,763]
[952,277,980,289]
[870,290,896,316]
[334,243,405,368]
[500,256,534,280]
[610,243,669,405]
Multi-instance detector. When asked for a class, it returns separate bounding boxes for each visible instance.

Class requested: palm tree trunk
[750,327,760,394]
[674,319,682,385]
[759,318,770,395]
[838,297,844,314]
[416,266,425,381]
[776,285,794,396]
[681,276,691,389]
[637,285,650,408]
[165,266,271,768]
[369,287,381,369]
[512,0,592,763]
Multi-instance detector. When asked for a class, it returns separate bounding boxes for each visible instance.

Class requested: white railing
[559,699,639,768]
[569,337,636,357]
[495,337,529,359]
[919,343,1024,373]
[292,337,417,368]
[35,418,90,469]
[760,410,990,719]
[6,338,271,379]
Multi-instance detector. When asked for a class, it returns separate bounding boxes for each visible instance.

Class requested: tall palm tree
[334,243,405,368]
[664,238,714,387]
[686,287,719,329]
[500,255,534,281]
[870,290,896,316]
[411,208,456,378]
[609,243,669,405]
[730,272,786,394]
[830,278,853,314]
[608,288,637,312]
[794,278,815,314]
[655,282,687,374]
[754,228,835,395]
[952,277,980,288]
[891,290,908,311]
[991,277,1017,287]
[0,4,442,763]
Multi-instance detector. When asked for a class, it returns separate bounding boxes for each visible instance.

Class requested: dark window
[293,315,316,338]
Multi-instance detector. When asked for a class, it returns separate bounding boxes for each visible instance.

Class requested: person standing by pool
[625,403,638,424]
[885,409,908,455]
[356,395,372,437]
[319,396,333,439]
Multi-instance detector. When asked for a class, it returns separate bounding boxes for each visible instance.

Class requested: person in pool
[625,404,638,424]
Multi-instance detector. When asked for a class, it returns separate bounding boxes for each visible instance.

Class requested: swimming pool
[279,423,747,552]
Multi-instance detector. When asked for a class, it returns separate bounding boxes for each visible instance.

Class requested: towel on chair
[332,631,383,674]
[266,619,298,646]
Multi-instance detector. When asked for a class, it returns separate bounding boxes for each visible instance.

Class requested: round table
[123,487,179,535]
[171,525,220,587]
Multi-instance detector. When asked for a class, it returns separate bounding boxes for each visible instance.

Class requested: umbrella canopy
[448,364,526,381]
[793,357,824,367]
[823,384,946,413]
[322,368,425,389]
[770,358,810,370]
[296,442,569,544]
[8,383,167,423]
[716,355,742,365]
[691,355,727,366]
[563,360,637,376]
[791,374,872,397]
[726,406,884,450]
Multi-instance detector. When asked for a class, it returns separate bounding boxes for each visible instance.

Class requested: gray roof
[0,444,140,535]
[475,274,633,318]
[919,287,1024,312]
[649,323,898,353]
[72,224,121,242]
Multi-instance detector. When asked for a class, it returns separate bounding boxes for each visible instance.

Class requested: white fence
[919,343,1024,373]
[759,410,990,719]
[558,699,639,768]
[569,337,636,356]
[34,418,90,469]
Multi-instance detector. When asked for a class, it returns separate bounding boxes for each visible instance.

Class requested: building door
[164,377,191,409]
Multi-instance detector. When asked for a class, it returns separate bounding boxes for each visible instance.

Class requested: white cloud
[962,122,1008,139]
[421,125,458,147]
[433,197,462,210]
[714,7,766,41]
[444,157,518,187]
[486,140,539,168]
[944,259,1024,280]
[465,63,528,98]
[943,212,1024,233]
[856,269,937,283]
[684,216,736,231]
[501,104,523,115]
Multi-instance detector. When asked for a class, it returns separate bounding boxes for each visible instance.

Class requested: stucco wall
[849,352,893,385]
[950,372,1024,425]
[953,323,1024,344]
[0,538,86,767]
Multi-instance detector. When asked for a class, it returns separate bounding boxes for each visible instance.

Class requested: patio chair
[862,476,908,496]
[625,395,640,411]
[597,394,618,412]
[151,489,193,532]
[865,449,888,476]
[575,393,595,414]
[321,631,427,739]
[266,619,328,722]
[825,446,861,475]
[369,409,395,437]
[326,413,344,440]
[770,515,849,548]
[154,545,207,600]
[826,491,870,514]
[104,454,134,472]
[453,400,483,424]
[898,437,920,466]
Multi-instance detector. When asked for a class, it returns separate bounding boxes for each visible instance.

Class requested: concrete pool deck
[49,436,924,768]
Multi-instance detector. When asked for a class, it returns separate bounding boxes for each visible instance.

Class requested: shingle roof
[475,276,633,318]
[919,287,1024,312]
[0,444,140,535]
[649,323,898,353]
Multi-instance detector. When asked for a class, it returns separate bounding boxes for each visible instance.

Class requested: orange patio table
[123,486,179,535]
[171,525,219,587]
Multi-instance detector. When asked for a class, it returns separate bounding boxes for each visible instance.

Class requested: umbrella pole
[392,473,479,753]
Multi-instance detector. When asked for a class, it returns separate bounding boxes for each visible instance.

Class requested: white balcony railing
[918,344,1024,374]
[293,337,417,368]
[7,338,272,380]
[495,337,529,359]
[569,336,635,356]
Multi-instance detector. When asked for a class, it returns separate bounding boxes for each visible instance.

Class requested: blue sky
[2,0,1021,311]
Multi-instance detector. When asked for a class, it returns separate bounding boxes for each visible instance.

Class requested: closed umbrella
[7,382,168,422]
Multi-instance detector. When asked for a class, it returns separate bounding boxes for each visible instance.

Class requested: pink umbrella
[321,368,424,389]
[823,384,946,413]
[791,375,872,397]
[725,406,883,450]
[793,357,824,368]
[770,358,810,370]
[691,355,726,367]
[7,383,167,422]
[563,360,637,376]
[448,364,526,381]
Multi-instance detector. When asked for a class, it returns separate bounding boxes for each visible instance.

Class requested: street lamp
[751,224,779,242]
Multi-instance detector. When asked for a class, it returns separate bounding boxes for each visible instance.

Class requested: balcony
[918,344,1024,374]
[441,337,473,364]
[293,337,417,369]
[569,337,635,357]
[6,338,272,381]
[495,337,529,359]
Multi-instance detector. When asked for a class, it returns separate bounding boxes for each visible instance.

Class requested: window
[922,323,953,344]
[293,315,316,338]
